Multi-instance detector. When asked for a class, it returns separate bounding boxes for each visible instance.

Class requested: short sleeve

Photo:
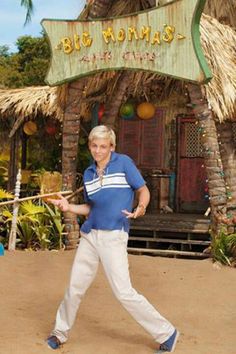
[124,156,145,190]
[83,174,90,203]
[83,186,89,203]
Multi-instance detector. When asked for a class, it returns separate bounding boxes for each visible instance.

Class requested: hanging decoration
[98,103,105,123]
[23,121,38,135]
[137,102,155,120]
[45,121,57,135]
[120,103,135,120]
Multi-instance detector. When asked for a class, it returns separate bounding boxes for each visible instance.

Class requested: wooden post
[7,131,20,191]
[187,83,227,234]
[21,132,28,169]
[8,169,22,251]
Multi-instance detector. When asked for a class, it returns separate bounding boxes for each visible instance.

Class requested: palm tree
[217,123,236,220]
[61,1,115,248]
[21,0,34,25]
[187,84,228,233]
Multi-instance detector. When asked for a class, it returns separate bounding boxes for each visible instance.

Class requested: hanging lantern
[23,121,37,135]
[45,121,57,135]
[98,103,105,123]
[120,103,135,120]
[137,102,155,120]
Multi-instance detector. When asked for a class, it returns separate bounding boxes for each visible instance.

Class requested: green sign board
[42,0,212,86]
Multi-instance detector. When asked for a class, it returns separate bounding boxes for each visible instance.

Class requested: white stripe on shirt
[85,174,130,195]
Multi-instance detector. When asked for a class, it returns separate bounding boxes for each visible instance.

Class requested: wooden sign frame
[42,0,212,86]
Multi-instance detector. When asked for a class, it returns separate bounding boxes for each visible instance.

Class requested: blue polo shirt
[80,152,145,233]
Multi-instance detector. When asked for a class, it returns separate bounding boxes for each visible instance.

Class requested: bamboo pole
[0,187,84,207]
[8,169,22,251]
[0,190,71,207]
[65,186,84,200]
[5,183,84,251]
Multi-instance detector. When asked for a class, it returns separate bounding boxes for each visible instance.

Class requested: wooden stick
[0,186,84,207]
[65,186,84,200]
[0,190,72,207]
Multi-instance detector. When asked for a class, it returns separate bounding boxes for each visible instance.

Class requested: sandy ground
[0,250,235,354]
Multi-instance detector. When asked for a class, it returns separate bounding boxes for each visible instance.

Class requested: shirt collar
[87,151,117,172]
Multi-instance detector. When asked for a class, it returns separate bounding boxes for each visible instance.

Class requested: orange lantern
[137,102,155,120]
[23,121,37,135]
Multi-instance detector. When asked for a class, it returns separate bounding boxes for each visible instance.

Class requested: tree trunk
[187,84,227,235]
[217,122,236,227]
[61,1,114,249]
[100,0,158,130]
[101,71,133,130]
[61,81,85,249]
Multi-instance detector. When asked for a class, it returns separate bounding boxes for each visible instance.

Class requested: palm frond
[21,0,34,25]
[0,189,14,199]
[20,200,46,215]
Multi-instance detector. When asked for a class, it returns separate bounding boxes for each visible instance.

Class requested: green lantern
[120,103,135,120]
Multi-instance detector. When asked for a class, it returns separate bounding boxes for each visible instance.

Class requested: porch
[128,213,211,259]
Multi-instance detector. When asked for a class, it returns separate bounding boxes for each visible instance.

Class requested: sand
[0,250,235,354]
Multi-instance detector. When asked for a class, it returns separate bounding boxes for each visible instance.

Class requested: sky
[0,0,86,52]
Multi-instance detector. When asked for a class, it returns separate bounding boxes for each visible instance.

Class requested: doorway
[176,116,209,213]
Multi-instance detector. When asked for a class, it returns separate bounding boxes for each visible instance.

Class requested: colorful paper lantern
[98,103,105,122]
[23,121,37,135]
[45,122,57,135]
[137,102,155,120]
[120,103,135,120]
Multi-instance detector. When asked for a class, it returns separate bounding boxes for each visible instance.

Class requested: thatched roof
[204,0,236,28]
[0,86,65,137]
[81,12,236,122]
[0,8,235,133]
[0,86,64,119]
[201,14,236,122]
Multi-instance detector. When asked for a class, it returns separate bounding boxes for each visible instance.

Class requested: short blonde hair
[88,125,116,147]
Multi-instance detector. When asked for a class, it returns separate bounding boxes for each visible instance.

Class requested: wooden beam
[7,131,20,191]
[128,247,210,258]
[128,236,210,245]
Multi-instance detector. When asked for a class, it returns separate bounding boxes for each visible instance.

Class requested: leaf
[44,203,64,234]
[20,200,46,215]
[2,209,13,219]
[0,189,14,199]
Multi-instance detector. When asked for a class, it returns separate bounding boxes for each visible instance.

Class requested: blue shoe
[47,336,61,350]
[156,329,179,353]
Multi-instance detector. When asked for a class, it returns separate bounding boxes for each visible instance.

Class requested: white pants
[51,229,175,344]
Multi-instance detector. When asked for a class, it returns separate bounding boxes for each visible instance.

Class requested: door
[176,116,209,213]
[118,108,164,169]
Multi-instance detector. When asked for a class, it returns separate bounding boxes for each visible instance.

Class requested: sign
[42,0,212,86]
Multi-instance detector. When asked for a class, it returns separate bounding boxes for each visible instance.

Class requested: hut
[0,86,64,189]
[0,0,235,255]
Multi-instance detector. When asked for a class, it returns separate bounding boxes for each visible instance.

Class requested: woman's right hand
[47,193,70,212]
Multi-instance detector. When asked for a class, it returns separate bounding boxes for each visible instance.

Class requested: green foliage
[0,35,50,88]
[211,228,236,266]
[0,45,10,57]
[0,165,9,188]
[44,203,64,249]
[1,199,65,250]
[0,188,14,199]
